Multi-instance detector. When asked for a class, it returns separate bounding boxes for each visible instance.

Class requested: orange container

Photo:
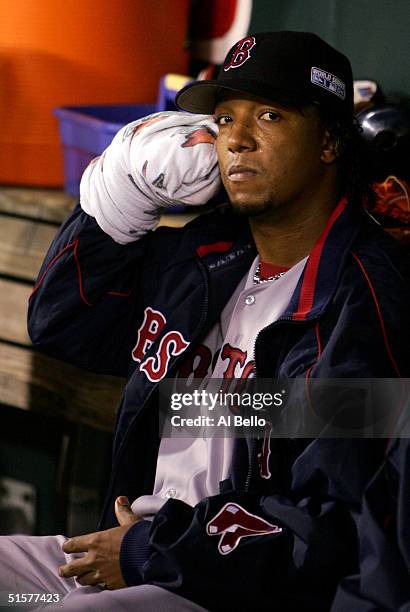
[0,0,189,186]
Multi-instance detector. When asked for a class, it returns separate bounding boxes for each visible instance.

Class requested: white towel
[80,111,220,244]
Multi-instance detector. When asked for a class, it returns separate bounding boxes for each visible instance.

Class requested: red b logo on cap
[224,36,256,72]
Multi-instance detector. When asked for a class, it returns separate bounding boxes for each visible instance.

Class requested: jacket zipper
[244,315,319,492]
[252,315,318,378]
[244,438,259,491]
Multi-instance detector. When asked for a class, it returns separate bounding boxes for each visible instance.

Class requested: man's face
[215,92,334,217]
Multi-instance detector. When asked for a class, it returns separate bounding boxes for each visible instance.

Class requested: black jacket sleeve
[331,434,410,612]
[119,438,383,612]
[120,492,354,612]
[28,204,157,376]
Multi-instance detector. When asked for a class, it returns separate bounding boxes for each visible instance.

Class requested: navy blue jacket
[28,198,409,611]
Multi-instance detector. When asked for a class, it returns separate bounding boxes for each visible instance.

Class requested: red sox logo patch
[224,36,256,72]
[206,503,282,555]
[132,307,189,382]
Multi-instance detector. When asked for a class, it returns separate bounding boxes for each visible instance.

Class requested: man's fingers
[59,556,94,579]
[59,521,134,587]
[115,496,139,527]
[62,533,97,553]
[75,571,102,587]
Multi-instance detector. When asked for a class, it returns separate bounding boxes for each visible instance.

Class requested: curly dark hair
[318,110,376,209]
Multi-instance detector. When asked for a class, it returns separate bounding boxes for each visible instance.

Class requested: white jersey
[132,256,307,518]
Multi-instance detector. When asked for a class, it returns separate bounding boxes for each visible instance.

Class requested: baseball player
[0,31,409,611]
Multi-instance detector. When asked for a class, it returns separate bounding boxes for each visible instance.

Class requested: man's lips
[227,165,259,182]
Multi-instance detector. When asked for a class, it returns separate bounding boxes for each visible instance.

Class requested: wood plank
[0,186,209,227]
[0,216,57,281]
[0,343,124,431]
[158,211,201,228]
[0,279,30,345]
[0,205,209,283]
[0,187,76,224]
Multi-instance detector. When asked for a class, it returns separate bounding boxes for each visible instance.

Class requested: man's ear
[321,128,339,164]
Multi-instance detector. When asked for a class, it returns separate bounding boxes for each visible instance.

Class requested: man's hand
[58,496,140,590]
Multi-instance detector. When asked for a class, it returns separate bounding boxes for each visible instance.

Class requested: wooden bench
[0,186,199,432]
[0,187,123,432]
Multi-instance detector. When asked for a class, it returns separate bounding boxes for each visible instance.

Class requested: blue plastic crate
[54,104,156,196]
[157,74,192,112]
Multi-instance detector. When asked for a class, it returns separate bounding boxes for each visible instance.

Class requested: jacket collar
[284,197,363,321]
[168,198,363,321]
[163,204,255,270]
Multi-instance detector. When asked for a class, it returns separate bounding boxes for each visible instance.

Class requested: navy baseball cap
[176,31,354,119]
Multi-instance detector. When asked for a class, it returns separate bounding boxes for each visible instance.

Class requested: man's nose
[227,121,256,153]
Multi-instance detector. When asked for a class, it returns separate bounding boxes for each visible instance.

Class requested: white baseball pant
[0,534,208,611]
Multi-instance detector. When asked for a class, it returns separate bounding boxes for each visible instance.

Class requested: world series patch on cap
[176,31,354,118]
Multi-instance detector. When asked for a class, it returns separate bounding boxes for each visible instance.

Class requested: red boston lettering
[258,422,273,480]
[177,344,212,379]
[132,307,166,362]
[221,344,247,378]
[140,331,190,383]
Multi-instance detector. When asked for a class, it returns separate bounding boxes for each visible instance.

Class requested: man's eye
[215,115,231,125]
[260,111,280,122]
